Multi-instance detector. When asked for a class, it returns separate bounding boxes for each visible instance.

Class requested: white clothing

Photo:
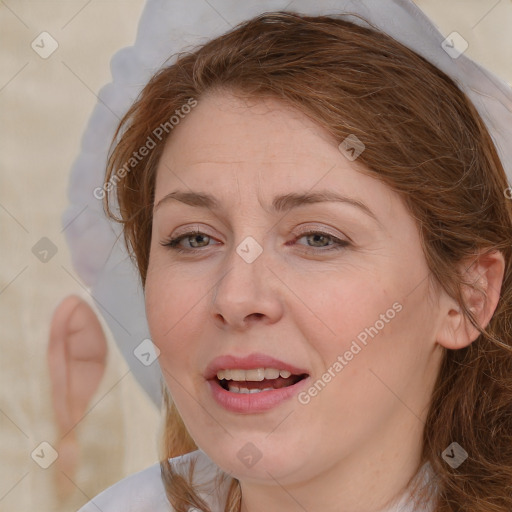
[77,450,230,512]
[77,449,436,512]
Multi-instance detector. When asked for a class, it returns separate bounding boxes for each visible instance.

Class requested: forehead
[153,90,399,223]
[163,90,337,163]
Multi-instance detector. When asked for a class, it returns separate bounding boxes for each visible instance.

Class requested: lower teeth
[228,386,274,394]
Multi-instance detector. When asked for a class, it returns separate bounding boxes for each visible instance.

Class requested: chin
[201,437,308,483]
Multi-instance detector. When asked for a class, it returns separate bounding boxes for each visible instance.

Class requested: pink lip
[204,353,310,414]
[207,377,310,413]
[204,353,309,380]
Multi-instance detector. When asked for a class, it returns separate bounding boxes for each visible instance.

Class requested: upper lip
[204,353,309,380]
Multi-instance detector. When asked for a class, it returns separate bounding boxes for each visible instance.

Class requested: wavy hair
[103,11,512,512]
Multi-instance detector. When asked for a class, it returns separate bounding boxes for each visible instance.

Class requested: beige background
[0,1,511,511]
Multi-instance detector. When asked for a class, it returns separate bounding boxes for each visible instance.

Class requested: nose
[211,240,284,331]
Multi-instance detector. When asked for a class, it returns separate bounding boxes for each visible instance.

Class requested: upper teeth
[217,368,292,381]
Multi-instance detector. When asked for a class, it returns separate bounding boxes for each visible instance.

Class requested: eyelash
[160,229,350,254]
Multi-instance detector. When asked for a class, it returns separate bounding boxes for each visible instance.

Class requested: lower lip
[207,377,310,413]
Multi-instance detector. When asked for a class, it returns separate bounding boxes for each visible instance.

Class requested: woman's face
[145,90,446,487]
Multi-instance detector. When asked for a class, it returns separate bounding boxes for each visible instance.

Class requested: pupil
[191,234,208,248]
[309,234,327,247]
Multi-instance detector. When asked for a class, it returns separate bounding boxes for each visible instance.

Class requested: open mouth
[215,368,309,394]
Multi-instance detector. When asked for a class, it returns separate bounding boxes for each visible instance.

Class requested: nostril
[247,313,264,321]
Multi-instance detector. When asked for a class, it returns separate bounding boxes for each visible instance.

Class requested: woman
[77,3,512,512]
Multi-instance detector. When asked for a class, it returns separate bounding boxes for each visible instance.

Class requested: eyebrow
[154,190,381,225]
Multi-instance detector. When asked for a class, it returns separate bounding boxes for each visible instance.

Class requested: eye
[290,230,350,252]
[160,230,217,253]
[160,228,350,254]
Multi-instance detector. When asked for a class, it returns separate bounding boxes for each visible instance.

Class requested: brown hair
[104,11,512,512]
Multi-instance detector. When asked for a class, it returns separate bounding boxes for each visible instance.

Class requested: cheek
[306,270,419,395]
[304,271,396,345]
[317,277,430,399]
[144,265,203,364]
[307,285,418,431]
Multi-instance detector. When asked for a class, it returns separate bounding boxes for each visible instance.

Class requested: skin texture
[145,89,505,512]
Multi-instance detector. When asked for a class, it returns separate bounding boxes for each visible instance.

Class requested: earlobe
[47,295,108,500]
[436,250,505,351]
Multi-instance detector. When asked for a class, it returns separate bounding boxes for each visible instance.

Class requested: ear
[47,295,108,499]
[436,250,505,350]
